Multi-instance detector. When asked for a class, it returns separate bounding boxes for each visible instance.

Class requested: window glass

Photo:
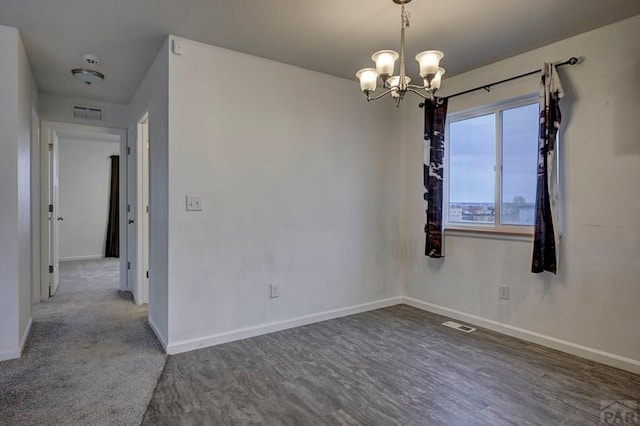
[501,103,539,225]
[448,114,495,224]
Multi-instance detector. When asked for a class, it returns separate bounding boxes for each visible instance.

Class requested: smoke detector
[83,53,100,65]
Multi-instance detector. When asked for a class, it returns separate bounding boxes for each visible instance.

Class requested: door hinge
[48,143,54,151]
[127,146,131,155]
[127,261,131,270]
[146,270,149,279]
[127,204,131,213]
[49,204,54,213]
[146,205,149,213]
[49,265,54,273]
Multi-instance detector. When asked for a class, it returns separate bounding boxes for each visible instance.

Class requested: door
[141,117,149,304]
[51,130,61,295]
[40,124,60,297]
[131,113,150,305]
[127,133,137,299]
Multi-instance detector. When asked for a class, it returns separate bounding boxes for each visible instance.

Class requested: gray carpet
[0,258,166,426]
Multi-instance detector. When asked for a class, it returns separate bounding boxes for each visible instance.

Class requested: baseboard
[0,348,20,362]
[19,318,33,355]
[167,296,404,355]
[59,255,103,262]
[403,297,640,375]
[148,318,168,352]
[0,318,34,362]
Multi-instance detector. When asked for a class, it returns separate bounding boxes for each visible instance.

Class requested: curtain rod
[419,57,579,108]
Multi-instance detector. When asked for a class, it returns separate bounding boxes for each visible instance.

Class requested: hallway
[0,259,166,425]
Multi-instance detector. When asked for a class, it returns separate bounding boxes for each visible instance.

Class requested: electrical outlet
[270,284,280,299]
[499,285,510,300]
[186,195,202,211]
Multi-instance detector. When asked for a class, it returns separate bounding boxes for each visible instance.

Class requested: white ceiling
[1,0,639,104]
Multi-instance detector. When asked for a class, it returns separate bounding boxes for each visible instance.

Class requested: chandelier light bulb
[372,50,399,78]
[416,50,444,79]
[356,68,379,93]
[429,67,446,90]
[388,76,411,98]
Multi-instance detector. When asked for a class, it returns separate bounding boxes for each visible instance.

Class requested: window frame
[444,94,539,236]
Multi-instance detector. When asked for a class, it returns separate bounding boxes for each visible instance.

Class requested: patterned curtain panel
[532,63,564,273]
[105,155,119,258]
[423,98,448,258]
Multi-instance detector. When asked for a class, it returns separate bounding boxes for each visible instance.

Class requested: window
[445,96,539,233]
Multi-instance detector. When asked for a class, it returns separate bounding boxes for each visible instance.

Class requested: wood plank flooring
[143,305,640,425]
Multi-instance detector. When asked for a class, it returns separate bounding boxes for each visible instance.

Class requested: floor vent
[72,105,103,121]
[442,321,476,333]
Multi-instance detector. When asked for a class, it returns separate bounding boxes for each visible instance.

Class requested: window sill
[444,226,534,242]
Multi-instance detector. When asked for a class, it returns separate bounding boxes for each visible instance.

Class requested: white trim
[403,297,640,375]
[19,318,33,354]
[0,318,32,362]
[59,255,103,262]
[167,297,403,355]
[148,318,167,352]
[0,349,20,362]
[444,227,533,242]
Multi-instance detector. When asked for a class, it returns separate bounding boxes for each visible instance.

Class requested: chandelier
[356,0,445,107]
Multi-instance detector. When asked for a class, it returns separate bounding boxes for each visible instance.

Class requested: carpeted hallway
[0,258,166,425]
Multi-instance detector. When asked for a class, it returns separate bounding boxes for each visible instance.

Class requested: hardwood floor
[143,305,640,425]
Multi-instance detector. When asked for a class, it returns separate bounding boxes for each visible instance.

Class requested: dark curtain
[105,155,119,258]
[424,98,448,258]
[532,63,563,273]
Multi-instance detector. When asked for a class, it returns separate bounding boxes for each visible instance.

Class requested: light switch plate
[270,284,280,298]
[186,196,202,211]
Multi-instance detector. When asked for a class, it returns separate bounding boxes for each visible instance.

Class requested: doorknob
[57,217,64,221]
[128,219,134,224]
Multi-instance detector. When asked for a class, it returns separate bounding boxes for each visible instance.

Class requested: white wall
[39,93,129,129]
[161,36,402,351]
[400,15,640,372]
[128,38,170,346]
[30,94,40,303]
[0,25,36,361]
[17,30,35,352]
[58,138,120,260]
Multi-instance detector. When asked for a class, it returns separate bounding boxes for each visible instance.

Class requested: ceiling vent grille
[72,105,103,121]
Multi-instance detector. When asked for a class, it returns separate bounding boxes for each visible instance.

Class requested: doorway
[39,121,127,301]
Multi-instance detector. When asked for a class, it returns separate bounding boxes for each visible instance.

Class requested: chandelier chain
[401,2,410,29]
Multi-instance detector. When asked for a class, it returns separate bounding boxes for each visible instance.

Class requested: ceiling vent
[72,105,104,121]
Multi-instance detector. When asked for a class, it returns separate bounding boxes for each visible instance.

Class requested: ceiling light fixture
[71,68,104,85]
[356,0,445,107]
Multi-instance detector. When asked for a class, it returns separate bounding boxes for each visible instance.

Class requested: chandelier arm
[407,83,429,90]
[367,88,395,101]
[405,87,431,99]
